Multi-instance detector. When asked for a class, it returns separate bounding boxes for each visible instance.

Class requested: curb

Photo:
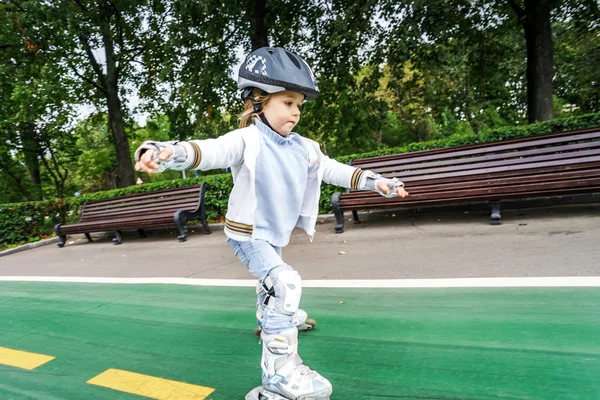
[2,194,597,257]
[0,214,339,258]
[0,237,61,258]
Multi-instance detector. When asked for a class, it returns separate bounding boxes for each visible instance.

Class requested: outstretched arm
[321,154,409,198]
[135,131,245,174]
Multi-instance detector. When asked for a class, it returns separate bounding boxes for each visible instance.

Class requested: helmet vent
[285,50,301,69]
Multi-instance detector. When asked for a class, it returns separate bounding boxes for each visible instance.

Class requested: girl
[135,47,408,400]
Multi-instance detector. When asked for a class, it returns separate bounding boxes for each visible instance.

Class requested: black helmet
[238,47,320,101]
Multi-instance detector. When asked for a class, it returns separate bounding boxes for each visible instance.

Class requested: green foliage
[335,111,600,164]
[3,112,599,250]
[72,114,118,193]
[2,0,600,216]
[553,7,600,114]
[0,201,63,249]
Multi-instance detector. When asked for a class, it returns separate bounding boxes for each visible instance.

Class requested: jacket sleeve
[179,130,245,171]
[312,141,364,189]
[321,156,366,190]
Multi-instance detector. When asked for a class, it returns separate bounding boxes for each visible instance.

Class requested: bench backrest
[351,128,600,186]
[79,185,203,223]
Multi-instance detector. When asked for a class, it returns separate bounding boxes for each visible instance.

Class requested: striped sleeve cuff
[225,219,253,236]
[179,141,202,170]
[350,168,365,190]
[188,141,202,170]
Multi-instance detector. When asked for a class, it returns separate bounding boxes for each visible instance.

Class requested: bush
[2,111,599,250]
[0,174,233,250]
[0,201,63,249]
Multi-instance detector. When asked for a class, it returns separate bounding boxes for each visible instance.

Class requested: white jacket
[178,124,362,241]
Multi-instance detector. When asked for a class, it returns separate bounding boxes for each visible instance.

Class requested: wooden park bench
[332,127,600,233]
[54,183,211,246]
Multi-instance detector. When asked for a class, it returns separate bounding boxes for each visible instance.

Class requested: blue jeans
[227,238,295,333]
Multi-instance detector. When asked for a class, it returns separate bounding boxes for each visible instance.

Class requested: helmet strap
[241,87,275,131]
[242,88,267,113]
[259,114,275,131]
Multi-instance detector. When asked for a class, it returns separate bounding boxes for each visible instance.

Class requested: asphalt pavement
[2,203,599,280]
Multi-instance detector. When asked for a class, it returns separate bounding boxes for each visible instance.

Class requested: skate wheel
[305,318,317,330]
[254,326,262,336]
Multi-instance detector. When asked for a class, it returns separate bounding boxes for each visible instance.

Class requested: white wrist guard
[360,170,404,198]
[134,141,188,173]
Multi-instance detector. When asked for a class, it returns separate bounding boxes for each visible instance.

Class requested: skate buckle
[245,386,289,400]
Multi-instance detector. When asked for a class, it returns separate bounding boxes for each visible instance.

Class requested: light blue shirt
[253,119,309,247]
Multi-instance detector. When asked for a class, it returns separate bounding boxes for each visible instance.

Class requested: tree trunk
[524,0,554,123]
[102,20,135,188]
[72,1,134,188]
[19,122,42,200]
[250,0,269,50]
[0,158,32,201]
[106,88,134,187]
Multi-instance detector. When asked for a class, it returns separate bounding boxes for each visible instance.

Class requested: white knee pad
[260,265,302,316]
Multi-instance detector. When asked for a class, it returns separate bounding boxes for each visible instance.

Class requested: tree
[1,1,85,200]
[249,0,269,50]
[0,4,42,200]
[3,0,170,188]
[291,0,386,154]
[156,0,244,141]
[377,0,528,134]
[0,144,33,202]
[553,0,600,114]
[508,0,557,123]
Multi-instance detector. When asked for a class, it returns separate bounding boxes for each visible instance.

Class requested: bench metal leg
[332,192,345,233]
[112,230,122,245]
[174,210,189,242]
[54,224,67,248]
[352,210,361,224]
[173,183,212,241]
[490,201,502,225]
[84,233,93,242]
[137,229,147,238]
[174,210,211,242]
[197,183,212,234]
[200,217,212,234]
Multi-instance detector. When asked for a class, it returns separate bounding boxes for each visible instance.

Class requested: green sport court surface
[0,280,598,399]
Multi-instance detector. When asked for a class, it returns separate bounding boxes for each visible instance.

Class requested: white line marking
[0,276,599,288]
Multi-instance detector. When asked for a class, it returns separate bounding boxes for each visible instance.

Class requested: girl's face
[262,91,304,136]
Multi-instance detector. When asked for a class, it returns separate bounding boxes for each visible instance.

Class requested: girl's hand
[135,146,174,173]
[376,181,409,198]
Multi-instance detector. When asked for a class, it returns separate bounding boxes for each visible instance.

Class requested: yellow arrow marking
[0,346,55,370]
[87,368,215,399]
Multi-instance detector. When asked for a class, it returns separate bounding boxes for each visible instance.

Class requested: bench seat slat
[84,195,200,212]
[332,128,600,232]
[390,156,600,183]
[339,186,600,211]
[61,212,184,232]
[66,210,181,225]
[394,161,600,187]
[84,186,202,207]
[55,183,211,245]
[61,219,178,233]
[84,192,200,211]
[81,199,199,219]
[351,129,600,167]
[372,149,600,179]
[80,207,198,223]
[343,168,600,199]
[371,141,600,174]
[339,177,600,207]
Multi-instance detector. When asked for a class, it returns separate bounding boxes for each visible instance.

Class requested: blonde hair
[238,88,272,128]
